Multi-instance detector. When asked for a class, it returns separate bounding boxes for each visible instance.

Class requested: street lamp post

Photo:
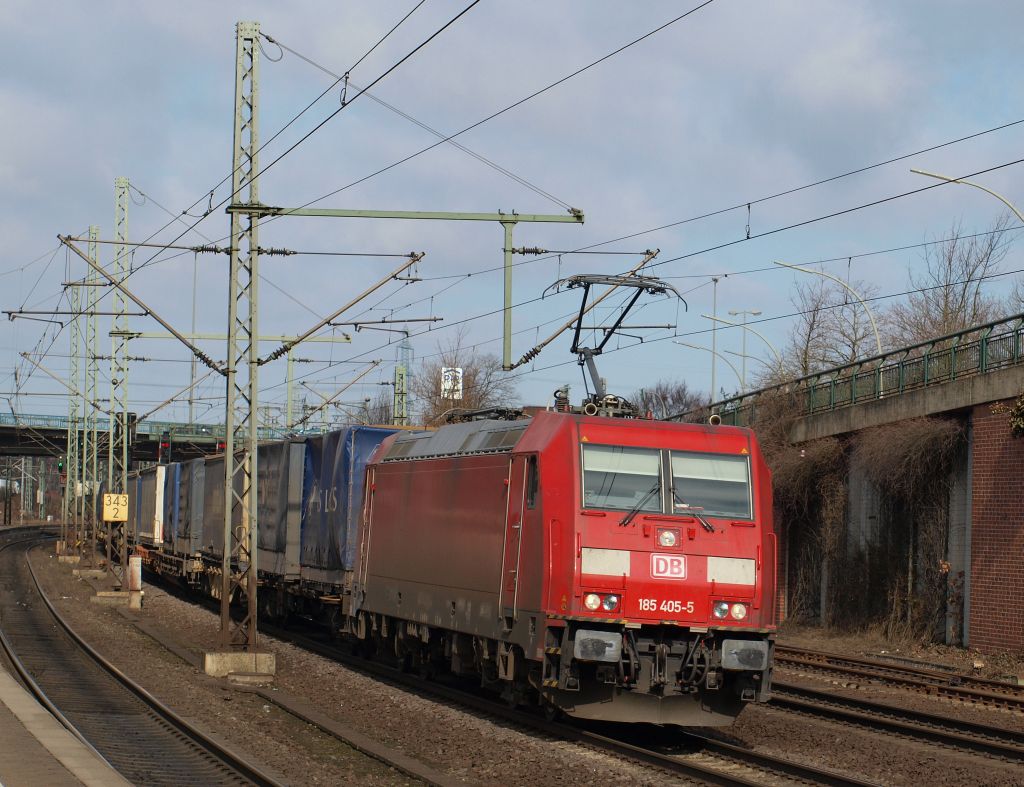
[728,309,761,391]
[774,260,883,356]
[910,168,1024,224]
[701,313,782,366]
[673,340,744,392]
[723,348,772,370]
[710,277,720,399]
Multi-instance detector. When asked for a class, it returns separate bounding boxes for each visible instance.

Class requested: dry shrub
[852,417,964,641]
[739,390,965,640]
[749,392,848,625]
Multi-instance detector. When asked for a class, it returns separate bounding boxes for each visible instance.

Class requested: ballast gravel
[25,543,1024,787]
[29,546,691,786]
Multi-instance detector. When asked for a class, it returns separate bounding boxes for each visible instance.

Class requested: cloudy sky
[2,0,1022,424]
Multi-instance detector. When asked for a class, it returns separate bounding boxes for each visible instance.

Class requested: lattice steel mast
[221,20,261,650]
[64,280,82,554]
[108,176,131,583]
[83,225,100,563]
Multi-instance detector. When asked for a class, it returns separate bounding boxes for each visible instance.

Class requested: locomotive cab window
[670,452,751,519]
[582,445,661,512]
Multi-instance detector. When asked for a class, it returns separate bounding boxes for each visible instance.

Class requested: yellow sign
[102,494,129,523]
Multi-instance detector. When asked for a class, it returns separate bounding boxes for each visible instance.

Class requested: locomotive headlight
[583,593,602,611]
[602,594,620,611]
[713,601,730,619]
[657,528,679,547]
[730,603,748,620]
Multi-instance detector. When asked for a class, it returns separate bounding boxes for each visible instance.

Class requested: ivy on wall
[991,394,1024,437]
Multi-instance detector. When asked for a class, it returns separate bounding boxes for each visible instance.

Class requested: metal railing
[0,414,286,442]
[678,312,1024,427]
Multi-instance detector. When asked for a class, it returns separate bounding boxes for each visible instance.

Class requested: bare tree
[818,278,884,367]
[761,277,832,385]
[757,275,885,389]
[411,329,518,425]
[364,387,393,425]
[1009,277,1024,314]
[633,379,707,418]
[887,214,1013,346]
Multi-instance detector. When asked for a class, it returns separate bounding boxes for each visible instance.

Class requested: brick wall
[969,401,1024,650]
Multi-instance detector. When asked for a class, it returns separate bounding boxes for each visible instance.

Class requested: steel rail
[776,646,1024,711]
[0,531,283,786]
[135,566,877,786]
[24,540,284,786]
[772,681,1024,762]
[0,533,113,769]
[254,621,876,786]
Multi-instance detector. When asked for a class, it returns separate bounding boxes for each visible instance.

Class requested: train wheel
[415,647,436,681]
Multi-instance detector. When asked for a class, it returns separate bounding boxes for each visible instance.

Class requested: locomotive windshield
[671,452,751,519]
[581,443,752,519]
[582,445,662,512]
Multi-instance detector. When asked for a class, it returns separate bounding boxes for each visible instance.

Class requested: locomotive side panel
[360,453,514,639]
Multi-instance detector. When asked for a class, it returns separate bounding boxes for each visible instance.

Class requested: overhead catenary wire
[126,5,427,246]
[61,231,416,259]
[306,264,1024,408]
[112,107,1024,316]
[0,244,62,280]
[403,118,1024,284]
[116,2,483,285]
[327,157,1024,342]
[263,34,575,211]
[274,0,719,219]
[262,256,1024,404]
[14,31,1024,413]
[24,150,1022,416]
[661,222,1024,280]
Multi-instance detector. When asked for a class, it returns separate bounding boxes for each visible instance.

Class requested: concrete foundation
[57,555,81,565]
[128,590,143,610]
[73,569,106,579]
[90,591,130,606]
[203,651,276,679]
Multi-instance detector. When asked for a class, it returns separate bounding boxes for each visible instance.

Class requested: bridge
[685,311,1024,653]
[707,311,1024,438]
[0,414,294,461]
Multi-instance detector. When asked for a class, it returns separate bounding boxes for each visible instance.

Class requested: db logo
[651,553,686,579]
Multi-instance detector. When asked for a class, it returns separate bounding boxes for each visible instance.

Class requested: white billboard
[441,367,463,400]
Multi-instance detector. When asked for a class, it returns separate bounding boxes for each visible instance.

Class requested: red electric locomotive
[351,409,775,725]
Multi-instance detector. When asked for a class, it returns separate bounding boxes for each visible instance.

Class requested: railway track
[0,530,281,787]
[256,621,877,786]
[771,681,1024,762]
[775,645,1024,712]
[120,563,881,785]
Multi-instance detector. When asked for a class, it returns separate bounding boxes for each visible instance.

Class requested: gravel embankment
[30,546,690,786]
[24,541,1024,787]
